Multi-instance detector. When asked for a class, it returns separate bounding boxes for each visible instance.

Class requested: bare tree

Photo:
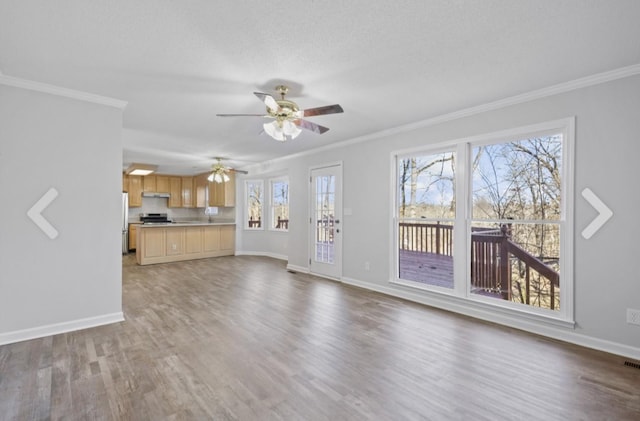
[399,153,454,218]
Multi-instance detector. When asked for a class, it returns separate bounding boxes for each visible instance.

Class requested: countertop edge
[137,222,236,228]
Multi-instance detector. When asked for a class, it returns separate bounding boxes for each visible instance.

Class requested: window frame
[268,177,289,232]
[391,118,575,324]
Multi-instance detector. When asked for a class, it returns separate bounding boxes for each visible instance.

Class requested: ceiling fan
[216,85,343,141]
[207,157,248,183]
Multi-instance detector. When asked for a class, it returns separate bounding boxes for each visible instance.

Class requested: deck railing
[398,221,560,309]
[399,221,453,256]
[276,217,289,230]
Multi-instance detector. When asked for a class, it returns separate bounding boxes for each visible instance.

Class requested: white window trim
[269,177,289,232]
[390,117,575,325]
[244,179,264,231]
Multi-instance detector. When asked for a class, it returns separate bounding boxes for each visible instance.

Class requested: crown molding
[249,63,640,172]
[0,71,127,109]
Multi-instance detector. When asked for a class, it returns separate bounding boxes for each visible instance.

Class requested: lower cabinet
[128,223,141,251]
[136,225,235,265]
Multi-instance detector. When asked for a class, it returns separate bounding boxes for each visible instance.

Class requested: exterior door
[310,164,342,280]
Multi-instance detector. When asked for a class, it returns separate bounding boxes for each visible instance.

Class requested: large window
[471,136,562,310]
[397,150,456,289]
[394,119,574,321]
[270,178,289,231]
[245,180,263,230]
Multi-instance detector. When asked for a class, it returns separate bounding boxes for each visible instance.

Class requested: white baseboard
[235,250,288,261]
[341,276,640,361]
[0,312,125,346]
[286,263,310,274]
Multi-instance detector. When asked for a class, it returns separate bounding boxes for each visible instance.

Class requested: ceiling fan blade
[302,104,344,117]
[229,168,249,175]
[295,119,330,134]
[254,92,279,112]
[216,113,266,117]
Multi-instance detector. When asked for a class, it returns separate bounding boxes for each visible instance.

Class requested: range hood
[142,192,170,198]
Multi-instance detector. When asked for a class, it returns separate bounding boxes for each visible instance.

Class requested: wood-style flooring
[1,254,639,420]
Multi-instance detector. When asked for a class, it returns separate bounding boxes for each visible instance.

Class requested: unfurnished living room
[1,1,640,420]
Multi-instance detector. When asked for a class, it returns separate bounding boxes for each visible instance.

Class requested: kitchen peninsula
[136,222,235,265]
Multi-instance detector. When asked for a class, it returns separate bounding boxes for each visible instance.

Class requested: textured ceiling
[1,0,640,174]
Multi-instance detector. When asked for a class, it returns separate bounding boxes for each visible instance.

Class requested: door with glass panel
[397,150,456,289]
[310,164,342,280]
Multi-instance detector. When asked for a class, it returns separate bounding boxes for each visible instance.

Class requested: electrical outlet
[365,261,370,271]
[172,244,177,250]
[627,309,640,325]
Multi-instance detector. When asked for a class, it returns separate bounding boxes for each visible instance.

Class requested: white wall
[240,72,640,358]
[0,80,125,344]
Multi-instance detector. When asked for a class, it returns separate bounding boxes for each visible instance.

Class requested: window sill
[389,278,575,330]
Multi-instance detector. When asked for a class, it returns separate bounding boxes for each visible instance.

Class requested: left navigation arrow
[27,188,59,239]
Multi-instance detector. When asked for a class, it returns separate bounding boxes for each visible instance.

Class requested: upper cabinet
[128,175,143,207]
[168,177,182,207]
[156,176,169,194]
[126,171,231,209]
[195,173,209,208]
[142,175,156,192]
[208,174,235,207]
[181,176,194,208]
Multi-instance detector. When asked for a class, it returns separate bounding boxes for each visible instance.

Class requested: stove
[140,213,172,224]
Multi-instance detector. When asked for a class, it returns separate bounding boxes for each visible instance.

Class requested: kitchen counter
[139,221,235,228]
[136,222,235,265]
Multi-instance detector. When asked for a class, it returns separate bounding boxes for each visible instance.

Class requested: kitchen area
[122,168,236,265]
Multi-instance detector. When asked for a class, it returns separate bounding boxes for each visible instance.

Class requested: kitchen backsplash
[128,196,235,222]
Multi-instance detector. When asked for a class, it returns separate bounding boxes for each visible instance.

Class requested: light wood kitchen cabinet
[181,176,194,208]
[195,173,209,208]
[136,224,235,265]
[142,175,157,192]
[168,176,182,207]
[122,173,129,192]
[165,229,184,256]
[128,175,143,207]
[128,223,140,251]
[208,174,235,207]
[156,175,169,193]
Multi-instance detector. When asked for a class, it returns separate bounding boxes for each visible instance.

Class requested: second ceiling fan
[216,85,343,141]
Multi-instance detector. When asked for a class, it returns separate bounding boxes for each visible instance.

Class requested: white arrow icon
[581,188,612,240]
[27,187,59,239]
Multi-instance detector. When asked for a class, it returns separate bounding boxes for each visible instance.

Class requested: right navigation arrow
[581,188,613,240]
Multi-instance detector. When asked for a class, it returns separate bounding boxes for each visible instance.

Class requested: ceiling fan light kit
[217,84,343,142]
[264,119,302,142]
[208,158,232,183]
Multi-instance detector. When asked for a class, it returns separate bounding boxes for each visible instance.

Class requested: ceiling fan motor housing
[267,99,300,121]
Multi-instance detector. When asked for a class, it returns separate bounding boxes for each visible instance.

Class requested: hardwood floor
[1,255,639,420]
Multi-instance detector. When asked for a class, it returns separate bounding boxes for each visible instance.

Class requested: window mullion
[453,142,469,297]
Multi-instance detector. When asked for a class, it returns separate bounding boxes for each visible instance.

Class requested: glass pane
[315,175,335,264]
[271,180,289,229]
[397,151,456,288]
[470,222,560,310]
[472,135,562,220]
[398,221,454,288]
[246,181,263,228]
[398,152,456,219]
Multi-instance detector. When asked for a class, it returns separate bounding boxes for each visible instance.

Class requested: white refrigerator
[122,192,129,254]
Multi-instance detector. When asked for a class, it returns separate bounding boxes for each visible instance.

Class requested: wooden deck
[399,250,503,299]
[399,250,454,288]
